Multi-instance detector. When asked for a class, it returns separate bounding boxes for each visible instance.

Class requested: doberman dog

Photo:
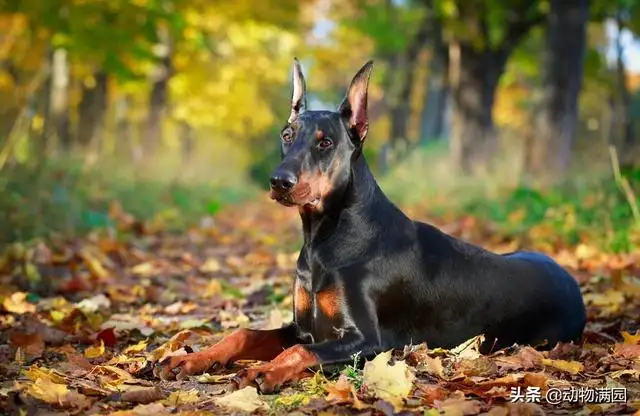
[156,60,586,393]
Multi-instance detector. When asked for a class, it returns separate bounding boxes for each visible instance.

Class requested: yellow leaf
[3,292,36,314]
[93,365,134,385]
[163,389,200,406]
[24,366,67,384]
[123,340,149,355]
[621,330,640,345]
[450,335,485,360]
[25,377,69,403]
[203,279,223,298]
[541,358,584,375]
[78,247,108,279]
[25,377,90,408]
[85,340,106,359]
[214,387,267,413]
[147,330,193,362]
[362,350,415,411]
[200,258,221,273]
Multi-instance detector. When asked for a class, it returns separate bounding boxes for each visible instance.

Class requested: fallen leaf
[613,343,640,359]
[622,330,640,345]
[417,355,446,379]
[24,366,67,384]
[123,340,149,355]
[197,373,235,384]
[450,335,484,360]
[92,365,134,384]
[9,330,45,358]
[540,358,584,374]
[97,327,118,347]
[416,384,447,405]
[25,377,90,409]
[147,330,193,362]
[362,350,415,410]
[435,396,482,416]
[3,292,36,314]
[76,294,111,313]
[78,247,109,280]
[120,386,167,404]
[214,387,267,413]
[204,279,223,298]
[325,374,353,404]
[106,402,168,416]
[163,389,200,406]
[200,258,221,273]
[85,340,106,359]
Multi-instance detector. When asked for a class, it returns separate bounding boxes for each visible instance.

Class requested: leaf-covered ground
[1,195,640,415]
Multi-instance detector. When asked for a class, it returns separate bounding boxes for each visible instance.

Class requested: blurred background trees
[1,0,640,244]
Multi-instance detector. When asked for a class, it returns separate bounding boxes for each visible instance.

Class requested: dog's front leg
[154,324,299,380]
[232,330,376,393]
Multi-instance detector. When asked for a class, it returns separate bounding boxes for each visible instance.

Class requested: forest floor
[1,194,640,415]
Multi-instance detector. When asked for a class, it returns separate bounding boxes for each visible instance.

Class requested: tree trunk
[389,23,429,145]
[47,48,71,152]
[143,28,172,160]
[114,93,134,160]
[449,43,508,175]
[529,0,589,180]
[76,71,108,154]
[179,121,195,169]
[614,15,637,168]
[419,13,449,143]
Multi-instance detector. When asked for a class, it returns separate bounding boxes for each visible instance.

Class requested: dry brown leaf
[106,402,169,416]
[325,374,353,404]
[214,387,267,413]
[540,358,584,374]
[147,330,193,362]
[9,330,45,358]
[416,384,448,405]
[458,356,497,377]
[613,343,640,359]
[362,350,415,410]
[435,396,482,416]
[120,386,167,404]
[419,355,446,378]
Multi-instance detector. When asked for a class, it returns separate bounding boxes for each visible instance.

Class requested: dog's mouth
[270,187,320,208]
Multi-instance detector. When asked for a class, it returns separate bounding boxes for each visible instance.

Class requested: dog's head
[269,59,374,212]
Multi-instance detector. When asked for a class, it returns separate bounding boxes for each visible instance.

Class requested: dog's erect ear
[288,58,307,123]
[338,60,374,142]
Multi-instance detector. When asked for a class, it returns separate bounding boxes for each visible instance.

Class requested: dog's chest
[293,257,346,343]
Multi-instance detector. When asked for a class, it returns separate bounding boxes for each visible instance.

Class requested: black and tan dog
[156,60,586,393]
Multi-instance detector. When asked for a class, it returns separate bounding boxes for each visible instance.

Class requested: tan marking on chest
[316,286,344,320]
[294,284,312,316]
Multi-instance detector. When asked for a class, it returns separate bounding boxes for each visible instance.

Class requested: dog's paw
[153,353,219,381]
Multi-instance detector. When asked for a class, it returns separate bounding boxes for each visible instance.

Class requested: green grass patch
[378,142,640,253]
[0,155,257,243]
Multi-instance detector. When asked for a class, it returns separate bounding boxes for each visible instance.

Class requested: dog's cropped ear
[338,60,374,143]
[288,58,307,124]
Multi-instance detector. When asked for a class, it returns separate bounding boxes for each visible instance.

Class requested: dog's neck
[298,154,393,247]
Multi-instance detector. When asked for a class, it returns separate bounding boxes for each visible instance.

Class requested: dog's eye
[281,129,293,143]
[317,138,333,149]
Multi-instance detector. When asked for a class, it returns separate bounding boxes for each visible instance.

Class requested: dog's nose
[270,171,297,191]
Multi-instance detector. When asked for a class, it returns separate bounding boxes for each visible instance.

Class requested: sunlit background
[0,0,639,251]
